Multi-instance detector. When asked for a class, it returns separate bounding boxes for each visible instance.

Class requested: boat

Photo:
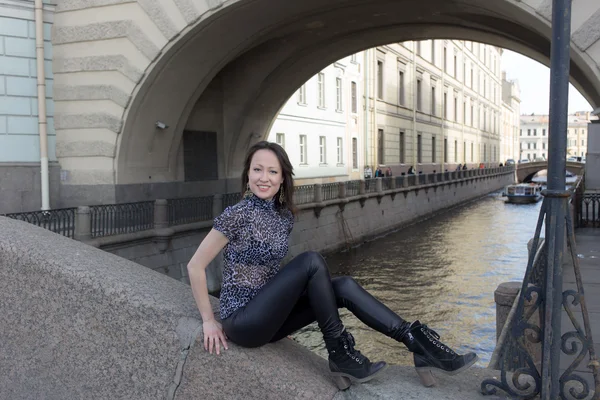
[503,183,543,204]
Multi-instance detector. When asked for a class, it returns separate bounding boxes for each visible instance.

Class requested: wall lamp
[155,121,169,130]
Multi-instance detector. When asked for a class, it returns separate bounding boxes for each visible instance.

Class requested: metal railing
[223,192,242,209]
[580,192,600,228]
[364,178,378,193]
[382,177,392,190]
[321,183,339,201]
[294,184,314,205]
[90,202,154,238]
[167,196,213,226]
[345,180,360,197]
[2,208,76,238]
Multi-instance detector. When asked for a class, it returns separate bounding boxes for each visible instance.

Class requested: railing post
[359,180,366,194]
[212,194,223,219]
[154,199,168,229]
[338,182,346,198]
[74,206,91,241]
[376,178,383,193]
[314,184,323,203]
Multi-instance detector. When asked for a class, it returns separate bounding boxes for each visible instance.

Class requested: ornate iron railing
[418,174,427,185]
[223,192,242,209]
[321,183,339,201]
[382,177,392,191]
[580,192,600,228]
[406,174,417,186]
[167,196,213,226]
[294,184,314,205]
[90,202,154,238]
[345,180,361,197]
[2,208,76,238]
[364,178,378,193]
[395,176,404,188]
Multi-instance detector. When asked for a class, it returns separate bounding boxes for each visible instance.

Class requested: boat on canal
[503,183,543,204]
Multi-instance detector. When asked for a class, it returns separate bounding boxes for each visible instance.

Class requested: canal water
[292,189,543,367]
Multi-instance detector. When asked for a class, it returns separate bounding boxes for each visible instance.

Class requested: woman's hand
[203,319,228,355]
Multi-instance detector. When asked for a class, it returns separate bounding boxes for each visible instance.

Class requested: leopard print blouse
[213,194,294,320]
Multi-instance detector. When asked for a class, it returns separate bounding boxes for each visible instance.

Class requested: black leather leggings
[222,251,410,348]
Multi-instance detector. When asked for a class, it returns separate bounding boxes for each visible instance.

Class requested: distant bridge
[516,161,585,182]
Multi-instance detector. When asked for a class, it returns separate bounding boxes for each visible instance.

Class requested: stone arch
[52,0,600,204]
[516,162,586,182]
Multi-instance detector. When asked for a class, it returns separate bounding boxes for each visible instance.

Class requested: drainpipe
[412,43,417,170]
[35,0,50,211]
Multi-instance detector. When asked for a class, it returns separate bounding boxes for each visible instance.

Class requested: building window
[454,140,458,162]
[417,79,422,111]
[463,141,466,163]
[443,92,448,119]
[444,137,448,163]
[471,142,474,162]
[533,143,537,150]
[350,53,357,63]
[484,144,487,162]
[351,81,357,113]
[337,137,343,164]
[432,135,436,163]
[318,73,325,108]
[319,136,327,164]
[463,101,466,123]
[431,40,435,64]
[483,77,487,98]
[520,129,523,136]
[463,62,466,83]
[352,138,358,169]
[416,41,422,56]
[399,131,405,164]
[298,85,306,104]
[276,133,285,149]
[543,129,546,136]
[431,86,436,116]
[300,135,307,164]
[399,71,405,106]
[470,66,474,89]
[336,78,343,111]
[454,96,458,121]
[417,134,422,163]
[377,61,384,99]
[582,139,585,146]
[378,129,384,165]
[533,129,537,136]
[453,54,457,78]
[543,142,546,149]
[443,46,447,71]
[527,143,531,149]
[542,153,546,159]
[470,104,474,126]
[527,129,531,136]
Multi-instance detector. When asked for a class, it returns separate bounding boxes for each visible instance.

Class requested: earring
[244,183,253,198]
[279,187,285,204]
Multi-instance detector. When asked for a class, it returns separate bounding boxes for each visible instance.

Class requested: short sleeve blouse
[213,194,294,319]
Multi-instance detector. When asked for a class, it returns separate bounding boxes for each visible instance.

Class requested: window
[527,143,531,149]
[470,104,474,126]
[319,136,327,164]
[378,129,384,165]
[520,129,523,136]
[543,129,546,136]
[454,140,458,162]
[470,66,474,88]
[463,141,466,163]
[432,135,437,163]
[416,41,422,56]
[318,73,325,108]
[527,129,531,136]
[337,137,343,164]
[336,78,343,111]
[351,53,357,63]
[276,133,285,149]
[417,79,422,111]
[443,92,448,119]
[300,135,307,164]
[463,101,466,123]
[471,142,474,162]
[377,61,384,99]
[417,134,422,163]
[444,138,448,163]
[352,138,358,169]
[398,71,405,105]
[463,62,466,83]
[431,40,435,64]
[484,144,487,162]
[582,139,585,146]
[533,153,537,159]
[527,153,531,159]
[351,81,357,113]
[454,95,458,121]
[399,131,405,163]
[431,86,436,116]
[453,55,457,78]
[542,153,546,159]
[443,46,447,71]
[533,143,537,150]
[298,85,306,104]
[483,77,486,97]
[543,142,546,149]
[533,129,537,136]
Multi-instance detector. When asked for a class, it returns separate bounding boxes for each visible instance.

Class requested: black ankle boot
[326,329,387,390]
[401,321,478,387]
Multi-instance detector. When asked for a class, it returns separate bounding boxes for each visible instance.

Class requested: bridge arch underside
[517,162,586,182]
[53,0,600,205]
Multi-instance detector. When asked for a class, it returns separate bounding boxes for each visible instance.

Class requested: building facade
[519,111,592,161]
[269,40,520,182]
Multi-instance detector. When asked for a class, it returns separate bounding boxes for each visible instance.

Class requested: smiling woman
[185,140,479,391]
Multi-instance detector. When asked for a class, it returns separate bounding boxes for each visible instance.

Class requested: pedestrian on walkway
[187,141,478,391]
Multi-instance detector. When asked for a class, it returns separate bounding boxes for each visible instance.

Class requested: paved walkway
[335,228,600,400]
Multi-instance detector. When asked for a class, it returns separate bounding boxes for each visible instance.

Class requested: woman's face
[247,149,284,201]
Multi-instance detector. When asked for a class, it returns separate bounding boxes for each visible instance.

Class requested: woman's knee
[293,251,327,273]
[332,276,359,295]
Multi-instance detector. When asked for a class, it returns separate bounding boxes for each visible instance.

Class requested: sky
[501,49,593,115]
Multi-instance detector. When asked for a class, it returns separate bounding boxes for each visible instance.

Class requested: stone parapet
[0,216,337,399]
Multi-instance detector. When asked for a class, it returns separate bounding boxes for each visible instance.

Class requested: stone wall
[90,170,514,290]
[0,162,61,213]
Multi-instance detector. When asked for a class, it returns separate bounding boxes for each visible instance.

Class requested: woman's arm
[187,228,229,354]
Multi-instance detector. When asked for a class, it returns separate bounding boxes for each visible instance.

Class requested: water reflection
[291,190,543,367]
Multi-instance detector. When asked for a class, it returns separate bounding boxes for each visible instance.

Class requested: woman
[187,141,477,390]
